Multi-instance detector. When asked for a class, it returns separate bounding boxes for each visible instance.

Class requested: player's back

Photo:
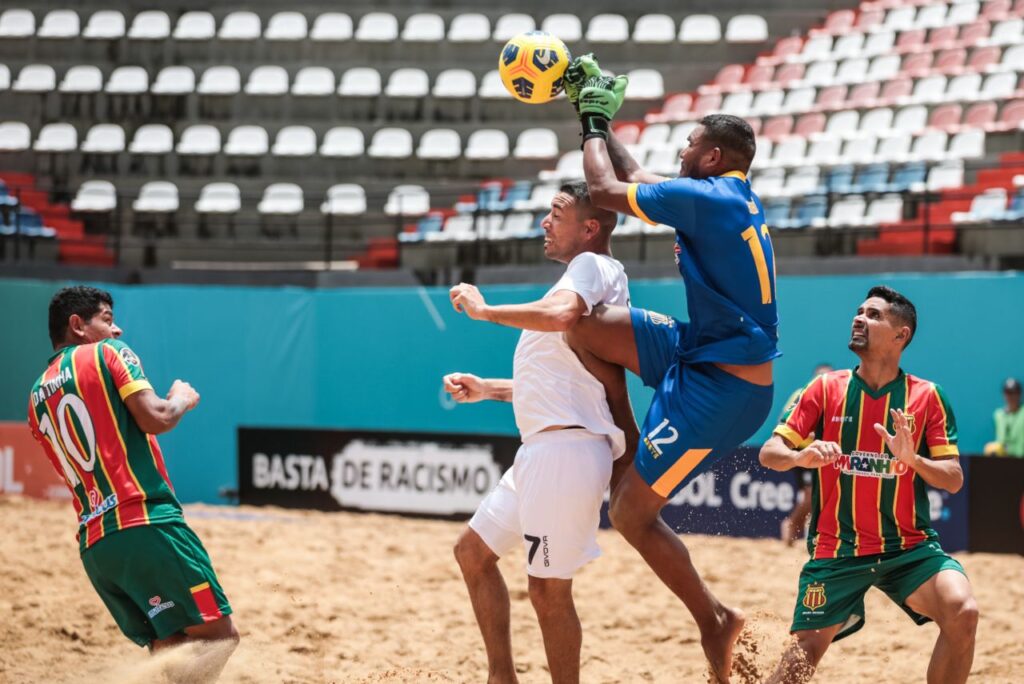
[27,339,182,551]
[629,173,780,366]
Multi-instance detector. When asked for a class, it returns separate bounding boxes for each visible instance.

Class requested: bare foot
[701,606,746,684]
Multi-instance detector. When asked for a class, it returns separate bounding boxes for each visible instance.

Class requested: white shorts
[469,429,613,579]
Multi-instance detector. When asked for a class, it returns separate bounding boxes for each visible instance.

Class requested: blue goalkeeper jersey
[627,171,780,366]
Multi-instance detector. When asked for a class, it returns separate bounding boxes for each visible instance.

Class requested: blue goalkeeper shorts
[630,307,774,499]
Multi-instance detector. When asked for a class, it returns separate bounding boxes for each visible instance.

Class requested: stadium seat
[751,91,785,117]
[538,150,583,181]
[152,66,195,95]
[761,116,793,140]
[768,138,806,168]
[173,12,215,41]
[518,182,558,210]
[433,69,476,98]
[385,68,429,97]
[417,129,461,159]
[839,136,877,165]
[245,66,288,95]
[991,99,1024,131]
[627,70,665,100]
[860,107,895,135]
[465,129,509,160]
[952,188,1007,222]
[827,195,867,227]
[1000,44,1024,71]
[14,64,55,92]
[105,66,148,94]
[721,91,753,116]
[865,194,903,225]
[966,45,1000,71]
[946,73,982,101]
[893,106,928,134]
[339,68,381,96]
[824,110,860,138]
[133,181,178,213]
[887,161,927,192]
[816,85,848,111]
[71,180,117,212]
[948,2,981,26]
[265,12,307,41]
[514,128,559,159]
[493,14,535,41]
[948,129,985,158]
[763,198,792,228]
[503,212,537,239]
[385,185,430,215]
[587,14,630,43]
[218,11,260,41]
[320,127,364,158]
[83,10,125,40]
[224,125,269,156]
[127,11,169,40]
[867,54,902,82]
[198,66,240,95]
[774,64,805,87]
[796,35,832,63]
[38,10,79,39]
[195,183,241,214]
[929,104,963,131]
[0,9,34,38]
[807,137,842,165]
[832,33,865,60]
[987,17,1023,45]
[541,14,582,42]
[258,183,304,215]
[725,15,768,43]
[927,160,964,190]
[128,124,173,155]
[751,168,785,197]
[356,13,398,42]
[33,123,77,152]
[81,124,125,154]
[804,61,838,88]
[849,82,880,108]
[310,13,352,42]
[851,163,891,194]
[368,128,413,158]
[478,70,512,99]
[902,52,934,78]
[791,195,828,228]
[176,125,221,155]
[292,67,334,96]
[908,130,948,162]
[633,14,675,43]
[448,14,489,42]
[784,167,822,197]
[916,4,949,30]
[0,121,30,151]
[272,126,316,157]
[322,184,367,215]
[885,6,917,33]
[679,15,721,43]
[59,65,103,94]
[782,88,816,114]
[979,72,1018,100]
[402,14,445,42]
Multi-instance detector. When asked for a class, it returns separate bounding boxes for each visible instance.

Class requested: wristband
[581,114,610,142]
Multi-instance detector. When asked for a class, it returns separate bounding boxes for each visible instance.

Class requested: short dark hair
[559,181,616,231]
[698,114,757,169]
[48,286,113,347]
[867,285,917,348]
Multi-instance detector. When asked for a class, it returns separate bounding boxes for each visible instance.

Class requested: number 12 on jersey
[741,224,775,305]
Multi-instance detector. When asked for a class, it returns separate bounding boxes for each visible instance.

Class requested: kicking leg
[765,625,841,684]
[528,577,581,684]
[151,616,240,684]
[454,528,518,684]
[904,569,978,684]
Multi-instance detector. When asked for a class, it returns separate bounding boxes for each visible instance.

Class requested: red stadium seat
[822,10,855,34]
[902,52,934,76]
[744,64,774,90]
[849,82,880,108]
[981,0,1010,20]
[654,93,692,122]
[991,99,1024,132]
[934,48,967,74]
[794,112,825,137]
[774,63,804,86]
[746,117,762,137]
[612,122,642,144]
[767,36,803,62]
[928,104,963,131]
[815,85,847,111]
[896,29,926,53]
[762,115,793,140]
[958,20,991,46]
[710,64,745,92]
[964,101,997,130]
[879,77,913,105]
[927,25,959,49]
[967,46,1001,72]
[693,93,722,118]
[855,9,884,31]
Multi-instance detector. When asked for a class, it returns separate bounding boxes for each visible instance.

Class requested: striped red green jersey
[27,339,183,552]
[775,369,958,560]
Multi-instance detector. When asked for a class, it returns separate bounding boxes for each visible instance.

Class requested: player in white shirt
[445,181,629,684]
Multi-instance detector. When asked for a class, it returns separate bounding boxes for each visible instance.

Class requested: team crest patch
[802,583,827,611]
[120,347,141,367]
[748,200,759,215]
[904,413,916,433]
[646,311,675,327]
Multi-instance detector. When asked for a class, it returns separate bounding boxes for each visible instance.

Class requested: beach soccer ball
[498,31,570,104]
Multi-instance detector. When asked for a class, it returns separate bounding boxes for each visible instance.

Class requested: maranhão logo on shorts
[147,595,175,619]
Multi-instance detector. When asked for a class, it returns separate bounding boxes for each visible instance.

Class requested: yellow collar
[722,170,748,182]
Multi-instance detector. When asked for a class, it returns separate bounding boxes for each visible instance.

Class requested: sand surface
[1,497,1021,683]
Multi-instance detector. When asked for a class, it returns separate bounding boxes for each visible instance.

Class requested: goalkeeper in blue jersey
[562,56,780,683]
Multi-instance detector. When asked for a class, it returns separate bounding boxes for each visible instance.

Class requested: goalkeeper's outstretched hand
[564,54,604,116]
[578,75,629,142]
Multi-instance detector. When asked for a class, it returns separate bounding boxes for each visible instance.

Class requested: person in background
[985,378,1024,457]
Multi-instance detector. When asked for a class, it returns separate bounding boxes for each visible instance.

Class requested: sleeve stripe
[118,379,152,400]
[627,183,657,226]
[774,424,807,447]
[930,444,959,458]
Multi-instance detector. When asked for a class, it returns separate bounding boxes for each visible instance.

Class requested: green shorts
[81,522,232,647]
[791,540,965,642]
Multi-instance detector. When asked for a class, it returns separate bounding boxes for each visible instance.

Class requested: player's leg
[764,625,842,684]
[565,304,641,376]
[528,576,580,684]
[152,616,240,684]
[455,466,523,683]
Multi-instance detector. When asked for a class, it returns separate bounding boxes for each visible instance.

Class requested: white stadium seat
[784,167,821,197]
[721,91,753,116]
[987,18,1023,46]
[152,66,195,95]
[915,4,948,30]
[479,70,512,99]
[948,129,985,159]
[911,75,947,104]
[176,125,221,155]
[876,133,912,162]
[272,126,317,156]
[384,184,430,216]
[0,121,30,151]
[310,13,352,42]
[726,15,768,43]
[867,54,901,82]
[195,183,241,214]
[803,61,838,87]
[883,6,916,32]
[538,149,583,181]
[464,129,510,160]
[824,110,860,139]
[417,129,462,159]
[198,66,240,95]
[893,106,927,134]
[59,65,103,93]
[71,180,117,212]
[34,123,77,152]
[218,11,261,41]
[402,13,445,42]
[245,66,288,96]
[863,31,895,58]
[368,128,413,158]
[14,65,56,92]
[81,124,125,153]
[292,67,335,96]
[258,183,304,215]
[908,130,948,162]
[265,12,307,41]
[322,184,367,215]
[174,12,215,40]
[128,124,173,154]
[865,195,903,225]
[320,126,364,158]
[827,195,867,227]
[493,14,535,41]
[679,15,721,43]
[224,125,269,156]
[133,181,179,213]
[979,72,1017,101]
[627,69,664,99]
[859,108,894,136]
[751,169,785,198]
[952,189,1007,222]
[128,11,170,40]
[797,35,833,63]
[356,12,398,42]
[38,10,79,39]
[514,128,559,159]
[338,67,381,96]
[0,9,34,38]
[105,66,148,94]
[947,73,982,102]
[836,58,869,85]
[586,14,629,43]
[947,2,979,26]
[83,10,125,40]
[448,14,490,42]
[927,160,964,191]
[782,88,816,114]
[541,15,582,42]
[633,14,675,43]
[832,34,864,60]
[433,69,476,98]
[385,68,429,97]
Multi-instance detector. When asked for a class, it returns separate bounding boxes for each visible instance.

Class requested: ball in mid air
[498,31,570,104]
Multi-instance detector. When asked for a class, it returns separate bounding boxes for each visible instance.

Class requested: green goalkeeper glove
[563,54,604,117]
[578,75,629,142]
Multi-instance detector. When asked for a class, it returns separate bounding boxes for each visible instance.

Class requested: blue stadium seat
[764,198,792,229]
[886,162,927,193]
[792,195,828,228]
[850,163,890,194]
[492,180,532,212]
[997,187,1024,221]
[825,165,855,194]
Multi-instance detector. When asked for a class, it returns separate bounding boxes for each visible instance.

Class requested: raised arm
[443,373,513,403]
[450,284,587,333]
[607,133,669,185]
[124,380,199,435]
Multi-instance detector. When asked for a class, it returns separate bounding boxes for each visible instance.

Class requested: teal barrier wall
[2,272,1021,503]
